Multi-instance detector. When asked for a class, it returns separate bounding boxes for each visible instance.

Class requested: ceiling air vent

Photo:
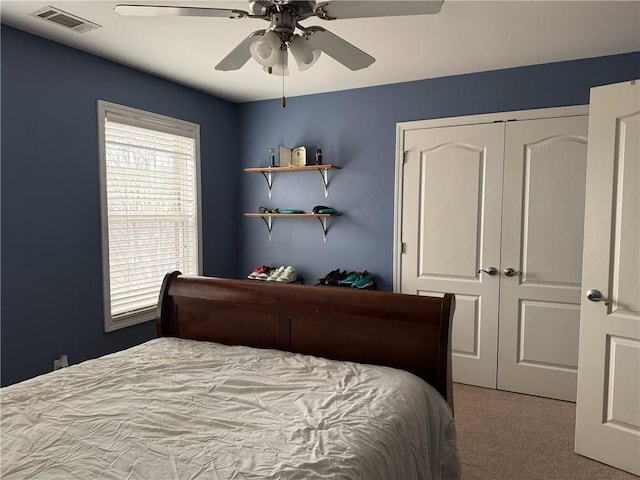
[29,6,101,33]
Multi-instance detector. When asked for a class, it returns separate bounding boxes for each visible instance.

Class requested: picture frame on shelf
[278,146,292,167]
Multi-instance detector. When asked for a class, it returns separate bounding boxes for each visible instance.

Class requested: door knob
[478,267,498,276]
[586,289,610,306]
[504,267,522,277]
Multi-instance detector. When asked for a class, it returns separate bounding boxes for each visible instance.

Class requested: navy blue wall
[1,25,240,386]
[237,53,640,290]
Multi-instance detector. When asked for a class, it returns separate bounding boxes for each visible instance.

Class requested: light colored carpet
[453,383,638,480]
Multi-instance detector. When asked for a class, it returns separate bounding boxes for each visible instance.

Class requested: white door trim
[393,105,589,292]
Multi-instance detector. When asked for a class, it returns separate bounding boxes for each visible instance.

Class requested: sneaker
[257,266,275,280]
[352,271,375,289]
[248,265,268,280]
[266,266,285,281]
[315,268,340,286]
[276,266,297,283]
[326,269,347,286]
[338,271,360,286]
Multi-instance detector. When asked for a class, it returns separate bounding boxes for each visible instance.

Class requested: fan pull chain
[281,48,286,108]
[280,44,289,108]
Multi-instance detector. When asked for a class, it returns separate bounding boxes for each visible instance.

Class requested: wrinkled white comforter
[1,338,461,480]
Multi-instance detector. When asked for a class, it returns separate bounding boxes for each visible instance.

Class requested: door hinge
[402,151,408,163]
[401,242,407,254]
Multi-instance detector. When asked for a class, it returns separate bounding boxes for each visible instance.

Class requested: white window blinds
[98,102,201,331]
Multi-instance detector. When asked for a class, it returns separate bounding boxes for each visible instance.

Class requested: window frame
[97,100,203,332]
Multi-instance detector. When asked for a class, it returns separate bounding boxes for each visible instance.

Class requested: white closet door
[497,116,589,401]
[401,123,504,388]
[575,80,640,475]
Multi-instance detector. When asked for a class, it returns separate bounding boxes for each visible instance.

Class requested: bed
[1,272,460,480]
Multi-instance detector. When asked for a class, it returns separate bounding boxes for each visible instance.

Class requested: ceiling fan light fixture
[249,30,281,67]
[298,48,321,71]
[264,48,289,76]
[289,34,321,71]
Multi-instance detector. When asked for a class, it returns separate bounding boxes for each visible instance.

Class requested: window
[98,101,202,332]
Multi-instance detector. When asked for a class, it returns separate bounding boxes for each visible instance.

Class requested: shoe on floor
[338,271,359,286]
[276,266,297,283]
[257,266,275,280]
[352,271,375,289]
[248,265,269,279]
[315,268,340,286]
[266,266,285,281]
[326,269,347,286]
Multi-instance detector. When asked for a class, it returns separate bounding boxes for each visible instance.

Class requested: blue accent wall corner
[1,25,240,385]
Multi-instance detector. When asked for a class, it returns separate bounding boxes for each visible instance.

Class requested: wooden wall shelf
[244,164,341,198]
[244,213,340,243]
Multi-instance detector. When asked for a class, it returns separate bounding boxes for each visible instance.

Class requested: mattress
[1,337,461,480]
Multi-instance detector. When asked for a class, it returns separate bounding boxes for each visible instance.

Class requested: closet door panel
[498,116,589,401]
[520,139,587,285]
[518,300,580,368]
[418,148,482,278]
[401,123,504,389]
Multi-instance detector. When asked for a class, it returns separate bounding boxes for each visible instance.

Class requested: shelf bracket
[316,168,330,198]
[260,171,274,198]
[315,216,330,243]
[259,215,274,242]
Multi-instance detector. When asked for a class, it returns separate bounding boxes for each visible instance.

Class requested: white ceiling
[2,1,639,103]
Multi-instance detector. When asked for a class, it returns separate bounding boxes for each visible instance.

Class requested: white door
[575,80,640,475]
[497,116,589,401]
[401,123,505,388]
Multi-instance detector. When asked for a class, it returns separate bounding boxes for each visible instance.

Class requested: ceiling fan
[114,1,444,75]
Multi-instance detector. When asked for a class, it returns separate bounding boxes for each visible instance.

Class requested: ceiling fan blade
[114,4,249,19]
[307,28,374,71]
[315,1,444,20]
[215,32,263,71]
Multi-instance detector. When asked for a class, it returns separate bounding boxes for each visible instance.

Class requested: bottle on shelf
[315,144,323,165]
[269,147,276,167]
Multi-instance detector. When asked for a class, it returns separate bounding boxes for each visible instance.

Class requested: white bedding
[1,338,461,480]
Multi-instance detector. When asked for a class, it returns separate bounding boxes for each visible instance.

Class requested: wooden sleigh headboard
[157,272,456,411]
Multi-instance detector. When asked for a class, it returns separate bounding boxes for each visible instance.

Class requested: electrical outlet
[53,354,69,371]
